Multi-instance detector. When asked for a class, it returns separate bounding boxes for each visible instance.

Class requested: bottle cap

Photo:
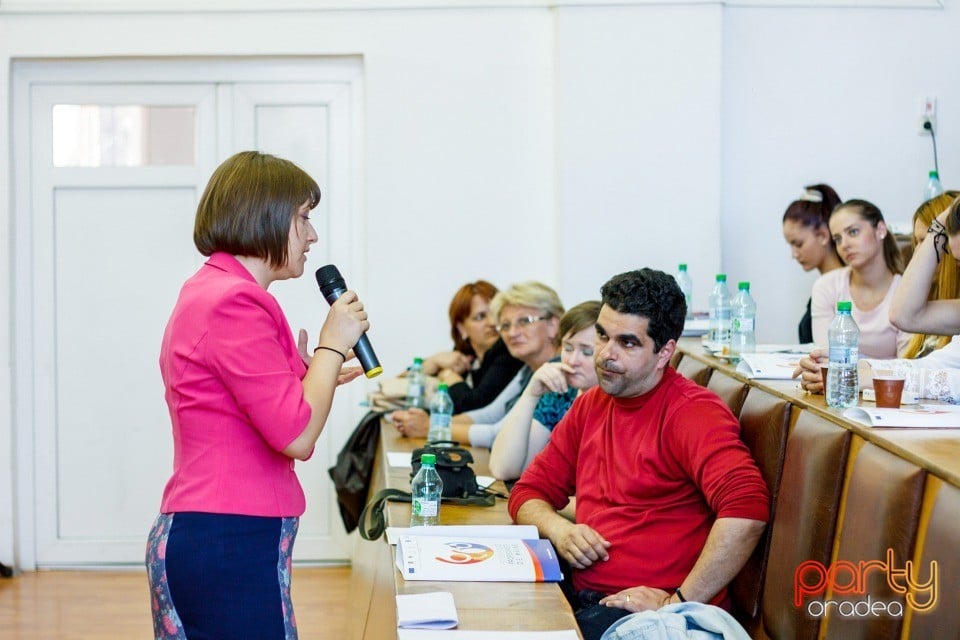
[738,281,750,291]
[929,170,940,179]
[679,263,688,271]
[413,357,423,364]
[421,453,436,465]
[837,301,852,312]
[437,383,449,391]
[715,274,726,282]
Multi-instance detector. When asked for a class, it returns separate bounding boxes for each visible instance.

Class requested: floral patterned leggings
[146,512,299,640]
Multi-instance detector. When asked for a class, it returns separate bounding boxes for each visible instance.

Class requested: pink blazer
[159,253,313,517]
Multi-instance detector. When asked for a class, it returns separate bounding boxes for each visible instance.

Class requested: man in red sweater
[508,268,769,640]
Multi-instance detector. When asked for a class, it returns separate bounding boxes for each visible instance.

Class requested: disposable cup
[820,365,829,392]
[874,376,905,409]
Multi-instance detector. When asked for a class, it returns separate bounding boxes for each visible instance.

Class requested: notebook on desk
[736,353,803,379]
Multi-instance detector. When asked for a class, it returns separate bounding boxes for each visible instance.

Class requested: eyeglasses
[497,315,551,334]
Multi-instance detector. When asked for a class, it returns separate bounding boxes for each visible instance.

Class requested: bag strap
[358,488,411,541]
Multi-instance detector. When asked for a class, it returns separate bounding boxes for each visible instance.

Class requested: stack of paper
[396,592,458,630]
[398,631,580,639]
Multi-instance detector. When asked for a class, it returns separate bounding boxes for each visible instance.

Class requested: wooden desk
[676,337,960,489]
[349,424,583,640]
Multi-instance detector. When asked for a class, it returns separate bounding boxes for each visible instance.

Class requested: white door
[13,59,364,568]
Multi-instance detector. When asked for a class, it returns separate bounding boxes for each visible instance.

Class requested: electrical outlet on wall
[919,96,937,135]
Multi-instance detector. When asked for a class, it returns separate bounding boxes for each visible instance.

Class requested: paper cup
[874,376,905,409]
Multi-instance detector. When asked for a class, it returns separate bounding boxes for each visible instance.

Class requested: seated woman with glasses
[392,281,564,444]
[417,280,523,413]
[488,301,601,481]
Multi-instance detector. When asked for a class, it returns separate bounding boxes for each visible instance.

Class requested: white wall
[555,4,723,308]
[1,0,957,569]
[723,3,960,342]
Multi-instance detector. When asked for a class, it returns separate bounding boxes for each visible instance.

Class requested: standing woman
[781,184,844,343]
[810,199,910,358]
[146,151,368,639]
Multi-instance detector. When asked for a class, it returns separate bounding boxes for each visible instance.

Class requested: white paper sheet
[388,452,413,467]
[844,406,960,428]
[398,630,580,639]
[396,592,458,629]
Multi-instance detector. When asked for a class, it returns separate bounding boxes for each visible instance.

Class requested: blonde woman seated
[900,191,960,358]
[859,193,960,402]
[795,194,960,400]
[793,199,911,392]
[488,301,601,481]
[392,281,564,443]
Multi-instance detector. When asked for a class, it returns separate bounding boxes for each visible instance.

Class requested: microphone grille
[315,264,345,292]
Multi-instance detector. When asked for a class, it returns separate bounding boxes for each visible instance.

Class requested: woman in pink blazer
[146,151,368,639]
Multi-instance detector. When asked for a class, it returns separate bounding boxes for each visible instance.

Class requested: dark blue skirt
[146,512,299,640]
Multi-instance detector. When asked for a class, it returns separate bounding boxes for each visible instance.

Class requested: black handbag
[410,441,479,499]
[358,441,505,540]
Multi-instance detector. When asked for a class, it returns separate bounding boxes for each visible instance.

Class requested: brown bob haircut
[194,151,321,269]
[449,280,499,356]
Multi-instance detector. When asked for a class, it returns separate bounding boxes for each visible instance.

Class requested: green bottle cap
[679,263,688,271]
[413,357,423,364]
[715,274,726,282]
[837,301,852,312]
[437,383,449,391]
[738,282,750,291]
[929,170,939,179]
[421,453,436,465]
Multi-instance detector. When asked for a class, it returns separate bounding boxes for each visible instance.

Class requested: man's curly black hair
[600,268,686,353]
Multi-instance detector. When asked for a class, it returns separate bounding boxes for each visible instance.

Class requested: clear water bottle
[826,301,860,408]
[410,453,443,527]
[405,357,426,409]
[730,281,756,363]
[708,274,732,355]
[675,263,694,320]
[923,170,944,202]
[427,383,454,443]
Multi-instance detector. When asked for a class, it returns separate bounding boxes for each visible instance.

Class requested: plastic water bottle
[405,357,425,409]
[708,274,732,355]
[923,170,944,202]
[410,453,443,527]
[826,301,860,408]
[675,263,693,320]
[427,383,453,443]
[730,281,757,363]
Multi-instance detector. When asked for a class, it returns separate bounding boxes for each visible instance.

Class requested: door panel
[18,61,362,567]
[234,83,360,560]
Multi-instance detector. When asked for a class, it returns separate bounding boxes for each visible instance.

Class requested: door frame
[11,56,365,569]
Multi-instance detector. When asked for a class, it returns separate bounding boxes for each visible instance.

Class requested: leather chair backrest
[761,410,851,640]
[728,387,790,623]
[706,371,750,416]
[819,441,926,640]
[675,355,712,387]
[906,479,960,638]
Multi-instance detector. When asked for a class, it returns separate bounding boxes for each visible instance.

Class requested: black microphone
[315,264,383,379]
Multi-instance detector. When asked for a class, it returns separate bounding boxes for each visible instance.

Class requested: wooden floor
[0,565,351,639]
